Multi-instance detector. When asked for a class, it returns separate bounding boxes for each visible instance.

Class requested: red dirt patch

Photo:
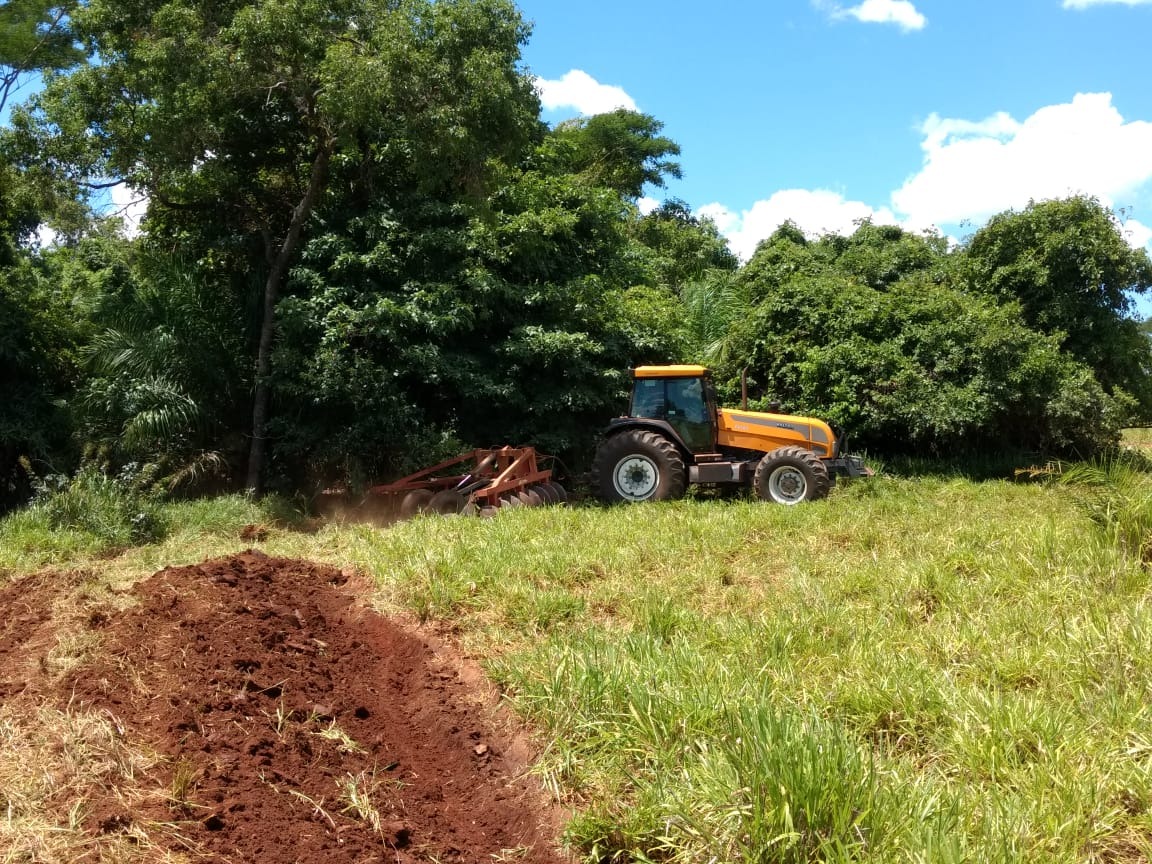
[0,568,86,699]
[62,550,566,863]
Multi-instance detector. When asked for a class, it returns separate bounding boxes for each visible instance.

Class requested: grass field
[2,468,1151,862]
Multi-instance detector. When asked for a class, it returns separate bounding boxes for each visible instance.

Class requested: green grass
[3,473,1152,862]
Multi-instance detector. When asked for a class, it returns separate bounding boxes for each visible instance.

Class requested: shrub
[28,465,168,548]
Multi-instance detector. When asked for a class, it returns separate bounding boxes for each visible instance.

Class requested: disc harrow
[323,446,566,523]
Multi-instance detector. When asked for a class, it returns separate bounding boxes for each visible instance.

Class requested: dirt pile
[54,550,566,863]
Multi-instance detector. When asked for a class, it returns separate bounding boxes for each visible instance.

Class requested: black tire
[399,489,434,518]
[753,446,830,505]
[591,429,687,503]
[429,489,466,515]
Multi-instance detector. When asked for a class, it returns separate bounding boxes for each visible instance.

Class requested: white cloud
[1120,218,1152,250]
[534,70,637,116]
[698,190,902,260]
[892,93,1152,228]
[33,224,58,248]
[833,0,927,30]
[637,196,660,216]
[1064,0,1152,8]
[110,183,148,238]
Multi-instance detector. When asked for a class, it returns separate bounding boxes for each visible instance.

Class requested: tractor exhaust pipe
[741,367,749,411]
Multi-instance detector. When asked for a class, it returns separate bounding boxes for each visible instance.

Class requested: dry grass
[0,702,192,863]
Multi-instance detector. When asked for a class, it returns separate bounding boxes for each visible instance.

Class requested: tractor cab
[629,365,717,453]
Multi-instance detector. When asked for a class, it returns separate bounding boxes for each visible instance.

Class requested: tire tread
[591,429,687,502]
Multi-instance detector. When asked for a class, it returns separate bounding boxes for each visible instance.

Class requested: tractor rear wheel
[753,446,830,505]
[592,429,686,503]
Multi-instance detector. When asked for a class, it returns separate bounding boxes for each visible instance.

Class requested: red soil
[50,551,566,863]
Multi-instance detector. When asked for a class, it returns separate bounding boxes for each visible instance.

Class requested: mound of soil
[62,551,566,863]
[0,568,87,700]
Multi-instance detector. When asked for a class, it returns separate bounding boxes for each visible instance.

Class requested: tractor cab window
[631,379,665,419]
[630,375,715,452]
[666,377,707,423]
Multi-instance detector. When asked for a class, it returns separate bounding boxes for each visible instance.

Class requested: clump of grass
[168,758,200,813]
[1049,455,1152,560]
[315,720,364,755]
[672,707,890,862]
[0,466,168,566]
[338,769,385,834]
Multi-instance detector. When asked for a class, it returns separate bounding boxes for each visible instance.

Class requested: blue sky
[520,0,1152,269]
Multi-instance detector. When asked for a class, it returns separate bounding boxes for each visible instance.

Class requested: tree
[541,110,681,200]
[718,270,1121,457]
[630,199,738,291]
[75,246,250,489]
[0,234,80,511]
[270,159,685,484]
[0,0,84,114]
[700,217,1133,458]
[962,196,1152,413]
[16,0,541,493]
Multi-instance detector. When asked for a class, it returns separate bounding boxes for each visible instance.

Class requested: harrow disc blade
[544,481,568,504]
[399,489,434,519]
[429,489,467,515]
[524,488,544,507]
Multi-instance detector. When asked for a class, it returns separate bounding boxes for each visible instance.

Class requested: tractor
[591,365,871,505]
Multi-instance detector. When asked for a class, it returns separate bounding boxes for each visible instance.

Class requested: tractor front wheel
[592,429,687,503]
[754,446,831,505]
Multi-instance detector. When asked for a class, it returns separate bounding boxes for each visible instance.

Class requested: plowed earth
[3,551,566,863]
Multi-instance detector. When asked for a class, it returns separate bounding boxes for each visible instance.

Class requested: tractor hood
[717,408,837,459]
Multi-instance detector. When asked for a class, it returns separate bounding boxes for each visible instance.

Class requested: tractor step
[689,460,751,484]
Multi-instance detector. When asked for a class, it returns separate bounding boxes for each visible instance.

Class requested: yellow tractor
[591,365,871,505]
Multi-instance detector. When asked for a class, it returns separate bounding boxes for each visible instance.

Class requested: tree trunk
[245,144,331,495]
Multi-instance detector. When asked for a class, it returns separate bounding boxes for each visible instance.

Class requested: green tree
[541,109,681,200]
[0,0,84,114]
[15,0,540,493]
[720,270,1120,457]
[0,237,81,510]
[630,199,738,291]
[271,157,685,484]
[703,218,1131,458]
[74,246,249,488]
[962,196,1152,413]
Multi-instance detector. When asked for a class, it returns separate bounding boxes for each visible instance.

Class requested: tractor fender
[601,418,693,461]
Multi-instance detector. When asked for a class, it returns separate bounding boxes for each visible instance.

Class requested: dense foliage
[2,0,1151,511]
[710,219,1146,456]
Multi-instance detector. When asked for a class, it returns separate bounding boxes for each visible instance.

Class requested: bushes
[713,236,1131,459]
[0,466,168,560]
